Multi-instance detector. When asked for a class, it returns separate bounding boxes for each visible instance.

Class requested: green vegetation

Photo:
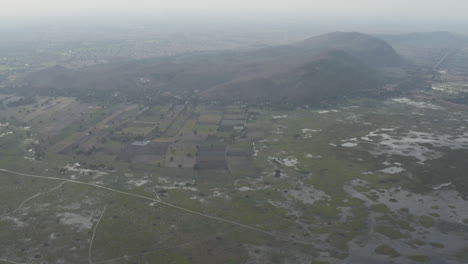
[0,93,467,263]
[429,242,445,249]
[370,203,390,213]
[374,244,400,257]
[375,225,409,240]
[408,255,431,263]
[419,215,435,228]
[408,239,427,248]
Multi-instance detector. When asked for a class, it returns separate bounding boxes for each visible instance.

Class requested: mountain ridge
[21,31,406,104]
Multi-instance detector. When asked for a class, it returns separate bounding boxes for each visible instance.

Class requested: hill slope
[297,32,404,67]
[21,32,405,104]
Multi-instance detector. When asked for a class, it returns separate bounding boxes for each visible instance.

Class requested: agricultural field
[1,91,468,264]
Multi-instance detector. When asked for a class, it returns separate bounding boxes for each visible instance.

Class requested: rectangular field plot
[161,107,192,138]
[116,142,170,163]
[135,105,169,123]
[192,124,218,138]
[220,119,245,127]
[198,111,223,124]
[96,104,138,129]
[195,139,228,170]
[24,97,75,122]
[53,132,88,154]
[165,142,197,169]
[37,101,95,137]
[0,96,73,123]
[120,123,155,137]
[227,141,253,157]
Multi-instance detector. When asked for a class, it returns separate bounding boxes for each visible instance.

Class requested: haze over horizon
[2,0,468,22]
[0,0,467,38]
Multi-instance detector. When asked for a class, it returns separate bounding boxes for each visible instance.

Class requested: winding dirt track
[0,168,315,246]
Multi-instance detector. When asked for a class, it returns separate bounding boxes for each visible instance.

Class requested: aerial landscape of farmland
[1,3,468,263]
[1,81,468,263]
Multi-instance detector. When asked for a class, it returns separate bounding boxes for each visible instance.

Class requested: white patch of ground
[211,190,231,200]
[24,138,39,145]
[286,187,329,205]
[392,98,443,110]
[338,206,353,222]
[285,181,330,205]
[153,185,198,191]
[63,163,108,179]
[267,200,302,216]
[239,186,270,192]
[433,182,452,190]
[156,177,171,184]
[190,195,206,204]
[342,106,360,109]
[432,83,466,95]
[62,202,81,210]
[188,189,231,204]
[2,216,27,227]
[272,124,287,135]
[305,154,322,159]
[173,180,196,187]
[252,142,259,157]
[317,109,340,114]
[57,212,93,231]
[0,131,13,138]
[344,113,361,123]
[341,137,359,147]
[237,175,274,192]
[49,233,60,239]
[380,166,405,174]
[302,128,321,138]
[151,180,198,191]
[128,179,150,187]
[358,128,468,163]
[343,179,372,202]
[302,129,321,133]
[239,186,255,191]
[272,115,287,119]
[268,156,299,169]
[432,85,446,92]
[282,157,299,167]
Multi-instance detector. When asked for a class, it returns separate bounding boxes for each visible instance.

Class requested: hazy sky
[3,0,468,21]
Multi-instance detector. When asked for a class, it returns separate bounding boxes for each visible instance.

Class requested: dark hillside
[20,32,405,104]
[203,50,383,104]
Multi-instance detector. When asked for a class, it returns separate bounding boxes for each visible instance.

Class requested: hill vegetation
[16,32,406,105]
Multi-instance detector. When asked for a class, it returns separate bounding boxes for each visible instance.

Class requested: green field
[0,94,468,264]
